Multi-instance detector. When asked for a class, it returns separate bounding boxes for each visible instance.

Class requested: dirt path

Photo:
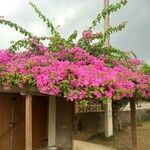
[73,140,115,150]
[88,121,150,150]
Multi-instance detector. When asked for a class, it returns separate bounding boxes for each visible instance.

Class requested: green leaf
[89,0,128,29]
[29,2,59,35]
[80,100,89,107]
[0,19,32,37]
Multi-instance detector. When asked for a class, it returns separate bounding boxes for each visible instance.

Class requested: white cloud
[0,26,24,49]
[0,0,150,61]
[54,8,76,26]
[27,22,47,36]
[0,0,23,17]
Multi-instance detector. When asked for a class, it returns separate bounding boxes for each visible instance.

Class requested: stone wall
[74,109,150,140]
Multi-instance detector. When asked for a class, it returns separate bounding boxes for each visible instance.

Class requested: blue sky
[0,0,150,62]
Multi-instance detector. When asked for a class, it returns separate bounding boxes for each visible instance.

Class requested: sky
[0,0,150,62]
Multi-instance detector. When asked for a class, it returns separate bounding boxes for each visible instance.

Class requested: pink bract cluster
[0,46,149,101]
[82,30,93,40]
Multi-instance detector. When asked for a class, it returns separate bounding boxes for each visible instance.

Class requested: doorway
[0,94,48,150]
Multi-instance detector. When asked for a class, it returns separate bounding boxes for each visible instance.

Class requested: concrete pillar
[48,96,56,146]
[104,101,113,137]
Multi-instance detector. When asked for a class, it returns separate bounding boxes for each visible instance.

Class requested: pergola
[0,88,138,150]
[0,1,139,150]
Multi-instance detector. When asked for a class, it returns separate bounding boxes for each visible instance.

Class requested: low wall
[119,109,150,125]
[74,112,105,133]
[74,109,150,140]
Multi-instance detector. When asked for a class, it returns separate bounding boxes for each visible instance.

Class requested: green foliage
[48,31,78,51]
[79,100,89,107]
[1,73,13,87]
[78,39,91,51]
[91,46,128,58]
[1,0,149,115]
[67,30,78,46]
[22,74,36,87]
[29,2,58,35]
[0,1,128,53]
[99,21,127,47]
[0,19,32,37]
[9,39,30,53]
[89,0,127,29]
[101,97,110,104]
[60,80,70,97]
[48,33,66,51]
[78,22,127,52]
[9,36,51,52]
[29,2,77,51]
[90,46,131,67]
[141,63,150,75]
[11,74,22,86]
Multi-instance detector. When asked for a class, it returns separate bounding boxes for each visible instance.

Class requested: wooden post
[104,0,113,137]
[130,99,138,150]
[48,96,56,146]
[75,101,78,113]
[25,95,32,150]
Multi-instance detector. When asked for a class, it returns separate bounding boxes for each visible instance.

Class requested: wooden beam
[130,99,138,150]
[104,0,113,137]
[25,95,32,150]
[75,101,79,113]
[48,96,56,146]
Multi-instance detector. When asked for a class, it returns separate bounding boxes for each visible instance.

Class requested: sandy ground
[73,140,115,150]
[75,120,150,150]
[89,121,150,150]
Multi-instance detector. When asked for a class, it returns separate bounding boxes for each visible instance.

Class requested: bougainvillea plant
[0,0,150,104]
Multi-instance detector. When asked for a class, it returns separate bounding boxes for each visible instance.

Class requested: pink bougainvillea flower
[0,46,149,102]
[82,30,92,40]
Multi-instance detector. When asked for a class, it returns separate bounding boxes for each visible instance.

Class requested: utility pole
[104,0,110,47]
[103,0,113,137]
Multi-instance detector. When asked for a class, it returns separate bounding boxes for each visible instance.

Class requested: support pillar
[130,99,138,150]
[25,95,32,150]
[104,101,113,137]
[48,96,56,146]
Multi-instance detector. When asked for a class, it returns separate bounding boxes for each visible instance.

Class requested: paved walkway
[73,140,115,150]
